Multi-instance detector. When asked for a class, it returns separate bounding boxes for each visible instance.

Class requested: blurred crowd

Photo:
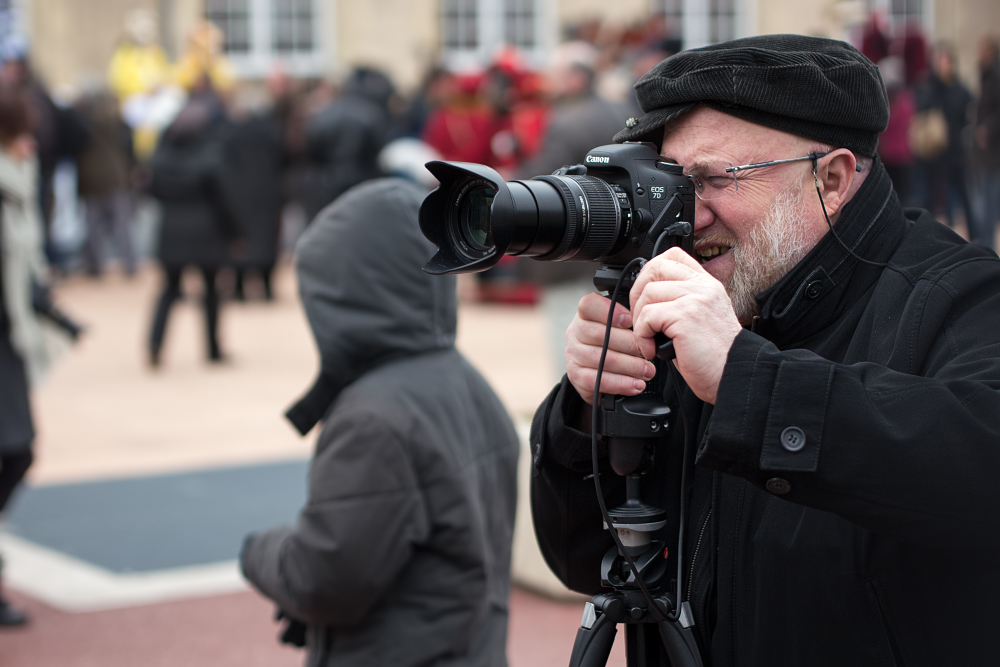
[0,10,997,370]
[862,14,1000,249]
[0,10,687,370]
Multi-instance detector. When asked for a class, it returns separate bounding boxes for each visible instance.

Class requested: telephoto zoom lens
[420,160,629,274]
[506,175,624,262]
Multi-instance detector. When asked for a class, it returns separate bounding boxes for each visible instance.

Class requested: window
[0,0,25,50]
[442,0,479,50]
[504,0,536,50]
[650,0,746,51]
[206,0,252,54]
[656,0,684,40]
[440,0,554,70]
[206,0,325,77]
[868,0,932,37]
[707,0,736,45]
[272,0,315,54]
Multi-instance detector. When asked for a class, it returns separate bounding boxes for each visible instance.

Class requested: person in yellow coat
[108,9,175,160]
[173,21,235,96]
[108,9,171,102]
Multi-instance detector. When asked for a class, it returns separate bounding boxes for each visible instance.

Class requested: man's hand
[566,292,656,405]
[629,247,743,404]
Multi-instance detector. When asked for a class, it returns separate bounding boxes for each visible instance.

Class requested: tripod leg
[656,618,704,667]
[626,623,670,667]
[568,604,619,667]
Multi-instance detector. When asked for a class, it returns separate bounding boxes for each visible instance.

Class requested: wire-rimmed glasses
[686,153,831,201]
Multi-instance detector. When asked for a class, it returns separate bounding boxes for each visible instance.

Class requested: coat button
[766,478,791,495]
[780,426,806,452]
[805,280,824,299]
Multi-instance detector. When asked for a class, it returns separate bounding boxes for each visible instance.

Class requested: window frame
[440,0,555,71]
[867,0,935,39]
[206,0,327,79]
[649,0,752,51]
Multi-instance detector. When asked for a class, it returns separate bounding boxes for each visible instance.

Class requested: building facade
[15,0,1000,95]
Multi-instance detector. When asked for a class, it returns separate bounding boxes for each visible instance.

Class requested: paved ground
[1,262,632,666]
[0,588,625,667]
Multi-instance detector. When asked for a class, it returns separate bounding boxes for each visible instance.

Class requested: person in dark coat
[240,178,519,667]
[915,44,980,241]
[147,98,242,366]
[976,36,1000,248]
[75,88,137,277]
[531,36,1000,666]
[222,95,284,301]
[300,67,392,222]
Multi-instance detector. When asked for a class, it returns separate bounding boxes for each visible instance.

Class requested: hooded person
[240,177,519,667]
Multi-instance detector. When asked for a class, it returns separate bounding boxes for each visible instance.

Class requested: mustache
[694,232,740,247]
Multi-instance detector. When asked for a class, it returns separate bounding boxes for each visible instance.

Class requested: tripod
[567,263,704,667]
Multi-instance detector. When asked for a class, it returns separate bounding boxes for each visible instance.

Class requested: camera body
[419,142,695,275]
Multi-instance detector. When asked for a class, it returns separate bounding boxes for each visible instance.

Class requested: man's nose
[692,200,715,232]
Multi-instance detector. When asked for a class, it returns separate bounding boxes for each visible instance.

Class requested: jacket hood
[286,178,456,435]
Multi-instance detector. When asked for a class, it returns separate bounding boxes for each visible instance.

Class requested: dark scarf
[753,158,906,348]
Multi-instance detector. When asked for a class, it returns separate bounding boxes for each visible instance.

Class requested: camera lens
[510,175,624,262]
[459,183,496,249]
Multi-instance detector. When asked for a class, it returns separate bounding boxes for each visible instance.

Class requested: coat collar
[752,158,906,348]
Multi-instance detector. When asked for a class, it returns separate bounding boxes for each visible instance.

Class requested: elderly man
[530,35,1000,665]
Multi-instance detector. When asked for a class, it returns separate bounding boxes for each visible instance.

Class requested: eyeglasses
[686,153,832,201]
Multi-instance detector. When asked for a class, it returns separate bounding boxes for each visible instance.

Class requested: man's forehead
[659,108,806,166]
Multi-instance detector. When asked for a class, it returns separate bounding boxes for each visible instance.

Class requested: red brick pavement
[0,587,625,667]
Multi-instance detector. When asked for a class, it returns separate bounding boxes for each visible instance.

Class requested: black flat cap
[615,34,889,157]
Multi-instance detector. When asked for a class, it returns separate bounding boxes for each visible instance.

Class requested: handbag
[909,108,948,160]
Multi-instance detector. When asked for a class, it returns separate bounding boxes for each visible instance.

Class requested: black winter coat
[241,179,519,667]
[221,115,284,268]
[530,161,1000,666]
[977,63,1000,169]
[149,122,240,268]
[300,94,388,222]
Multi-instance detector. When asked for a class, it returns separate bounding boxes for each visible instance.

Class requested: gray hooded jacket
[241,178,519,667]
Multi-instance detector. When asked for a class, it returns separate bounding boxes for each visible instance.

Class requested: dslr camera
[418,141,695,280]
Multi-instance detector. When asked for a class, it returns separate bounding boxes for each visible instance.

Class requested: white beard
[726,183,814,324]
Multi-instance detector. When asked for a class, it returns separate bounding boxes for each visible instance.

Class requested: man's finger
[571,320,645,356]
[570,368,647,403]
[629,255,701,309]
[633,300,683,339]
[578,292,632,328]
[631,280,691,326]
[568,344,655,381]
[660,246,704,271]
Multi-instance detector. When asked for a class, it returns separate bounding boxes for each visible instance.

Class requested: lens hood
[420,161,514,274]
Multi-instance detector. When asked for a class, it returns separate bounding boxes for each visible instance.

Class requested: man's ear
[814,149,857,218]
